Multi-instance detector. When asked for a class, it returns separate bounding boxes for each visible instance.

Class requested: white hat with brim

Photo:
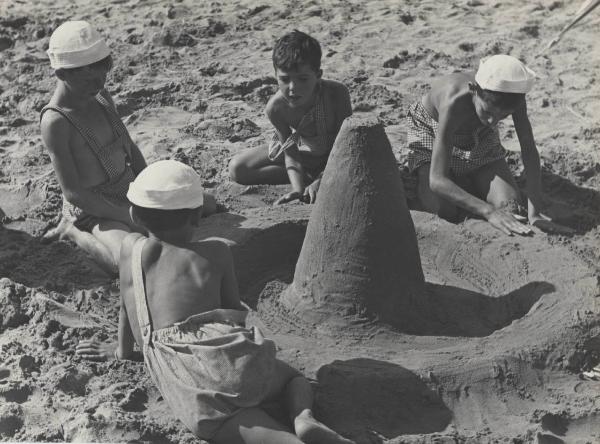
[127,160,205,210]
[47,21,111,69]
[475,54,536,94]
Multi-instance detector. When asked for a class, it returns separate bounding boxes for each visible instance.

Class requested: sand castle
[280,115,425,330]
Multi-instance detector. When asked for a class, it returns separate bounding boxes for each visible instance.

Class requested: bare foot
[294,409,355,444]
[76,339,117,362]
[41,217,73,244]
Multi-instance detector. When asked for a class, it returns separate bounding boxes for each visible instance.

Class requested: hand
[76,339,117,362]
[529,213,576,235]
[274,190,304,205]
[486,208,533,236]
[303,178,321,204]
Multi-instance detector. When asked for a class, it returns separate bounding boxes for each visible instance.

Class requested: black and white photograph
[0,0,599,442]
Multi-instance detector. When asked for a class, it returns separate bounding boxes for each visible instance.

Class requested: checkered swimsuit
[406,100,506,176]
[41,90,136,229]
[267,83,336,161]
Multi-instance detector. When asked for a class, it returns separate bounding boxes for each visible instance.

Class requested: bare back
[422,72,481,134]
[119,233,238,349]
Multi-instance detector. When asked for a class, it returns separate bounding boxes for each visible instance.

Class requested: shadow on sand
[315,358,452,443]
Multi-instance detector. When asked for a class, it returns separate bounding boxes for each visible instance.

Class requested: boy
[76,160,354,444]
[229,30,352,205]
[40,21,216,274]
[407,54,572,236]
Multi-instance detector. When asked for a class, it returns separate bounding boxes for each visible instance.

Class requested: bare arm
[218,242,244,311]
[41,112,133,226]
[267,98,306,203]
[332,81,353,127]
[429,102,493,217]
[512,101,543,215]
[115,298,136,359]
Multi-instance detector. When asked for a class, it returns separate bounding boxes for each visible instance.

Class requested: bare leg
[62,223,118,276]
[91,220,135,273]
[265,360,354,444]
[416,164,461,222]
[211,407,302,444]
[286,376,355,444]
[471,159,522,212]
[41,216,72,243]
[229,146,289,185]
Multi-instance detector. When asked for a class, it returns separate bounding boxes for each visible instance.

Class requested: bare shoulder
[321,79,350,98]
[40,109,73,150]
[265,91,287,118]
[428,72,473,119]
[193,239,232,266]
[119,233,145,267]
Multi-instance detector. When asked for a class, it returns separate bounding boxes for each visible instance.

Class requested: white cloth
[127,160,204,210]
[47,21,111,69]
[475,55,536,94]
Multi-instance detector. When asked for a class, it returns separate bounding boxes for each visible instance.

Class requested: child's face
[472,94,513,127]
[61,55,113,97]
[275,63,322,108]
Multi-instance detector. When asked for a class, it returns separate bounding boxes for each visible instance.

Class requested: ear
[129,206,140,225]
[316,69,323,79]
[468,81,479,95]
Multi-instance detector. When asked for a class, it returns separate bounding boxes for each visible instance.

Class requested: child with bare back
[76,160,354,444]
[229,30,352,205]
[407,54,572,236]
[40,21,215,274]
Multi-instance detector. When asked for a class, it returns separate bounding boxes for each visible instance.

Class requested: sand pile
[1,0,600,442]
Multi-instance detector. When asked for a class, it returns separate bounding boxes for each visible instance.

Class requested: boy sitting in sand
[229,30,352,205]
[407,54,572,236]
[40,21,215,274]
[76,160,354,444]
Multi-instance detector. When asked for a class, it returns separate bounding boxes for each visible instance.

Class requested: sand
[1,0,599,442]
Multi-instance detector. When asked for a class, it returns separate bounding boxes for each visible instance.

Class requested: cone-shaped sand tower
[280,115,425,329]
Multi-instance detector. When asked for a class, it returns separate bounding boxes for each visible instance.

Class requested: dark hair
[479,87,525,111]
[131,204,198,232]
[64,55,113,73]
[272,30,322,72]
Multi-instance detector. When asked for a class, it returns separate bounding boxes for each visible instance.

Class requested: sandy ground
[1,0,600,442]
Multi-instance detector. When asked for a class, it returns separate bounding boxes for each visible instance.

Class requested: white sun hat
[127,160,205,210]
[47,21,111,69]
[475,54,536,94]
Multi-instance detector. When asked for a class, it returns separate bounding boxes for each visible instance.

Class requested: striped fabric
[406,100,507,176]
[41,90,136,230]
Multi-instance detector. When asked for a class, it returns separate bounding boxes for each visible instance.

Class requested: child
[407,54,572,236]
[76,160,354,444]
[228,30,352,205]
[40,21,216,274]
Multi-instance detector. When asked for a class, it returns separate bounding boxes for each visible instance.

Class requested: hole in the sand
[234,221,307,307]
[315,358,451,439]
[240,222,553,336]
[0,382,31,403]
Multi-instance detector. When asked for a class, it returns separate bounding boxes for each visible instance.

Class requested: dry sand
[1,0,600,442]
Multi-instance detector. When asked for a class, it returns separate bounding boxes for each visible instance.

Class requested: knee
[228,155,251,184]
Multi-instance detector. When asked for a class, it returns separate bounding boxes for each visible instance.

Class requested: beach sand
[1,0,599,442]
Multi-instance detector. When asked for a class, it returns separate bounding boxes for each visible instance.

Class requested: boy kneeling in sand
[229,30,352,205]
[76,160,354,444]
[40,21,215,274]
[407,54,572,236]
